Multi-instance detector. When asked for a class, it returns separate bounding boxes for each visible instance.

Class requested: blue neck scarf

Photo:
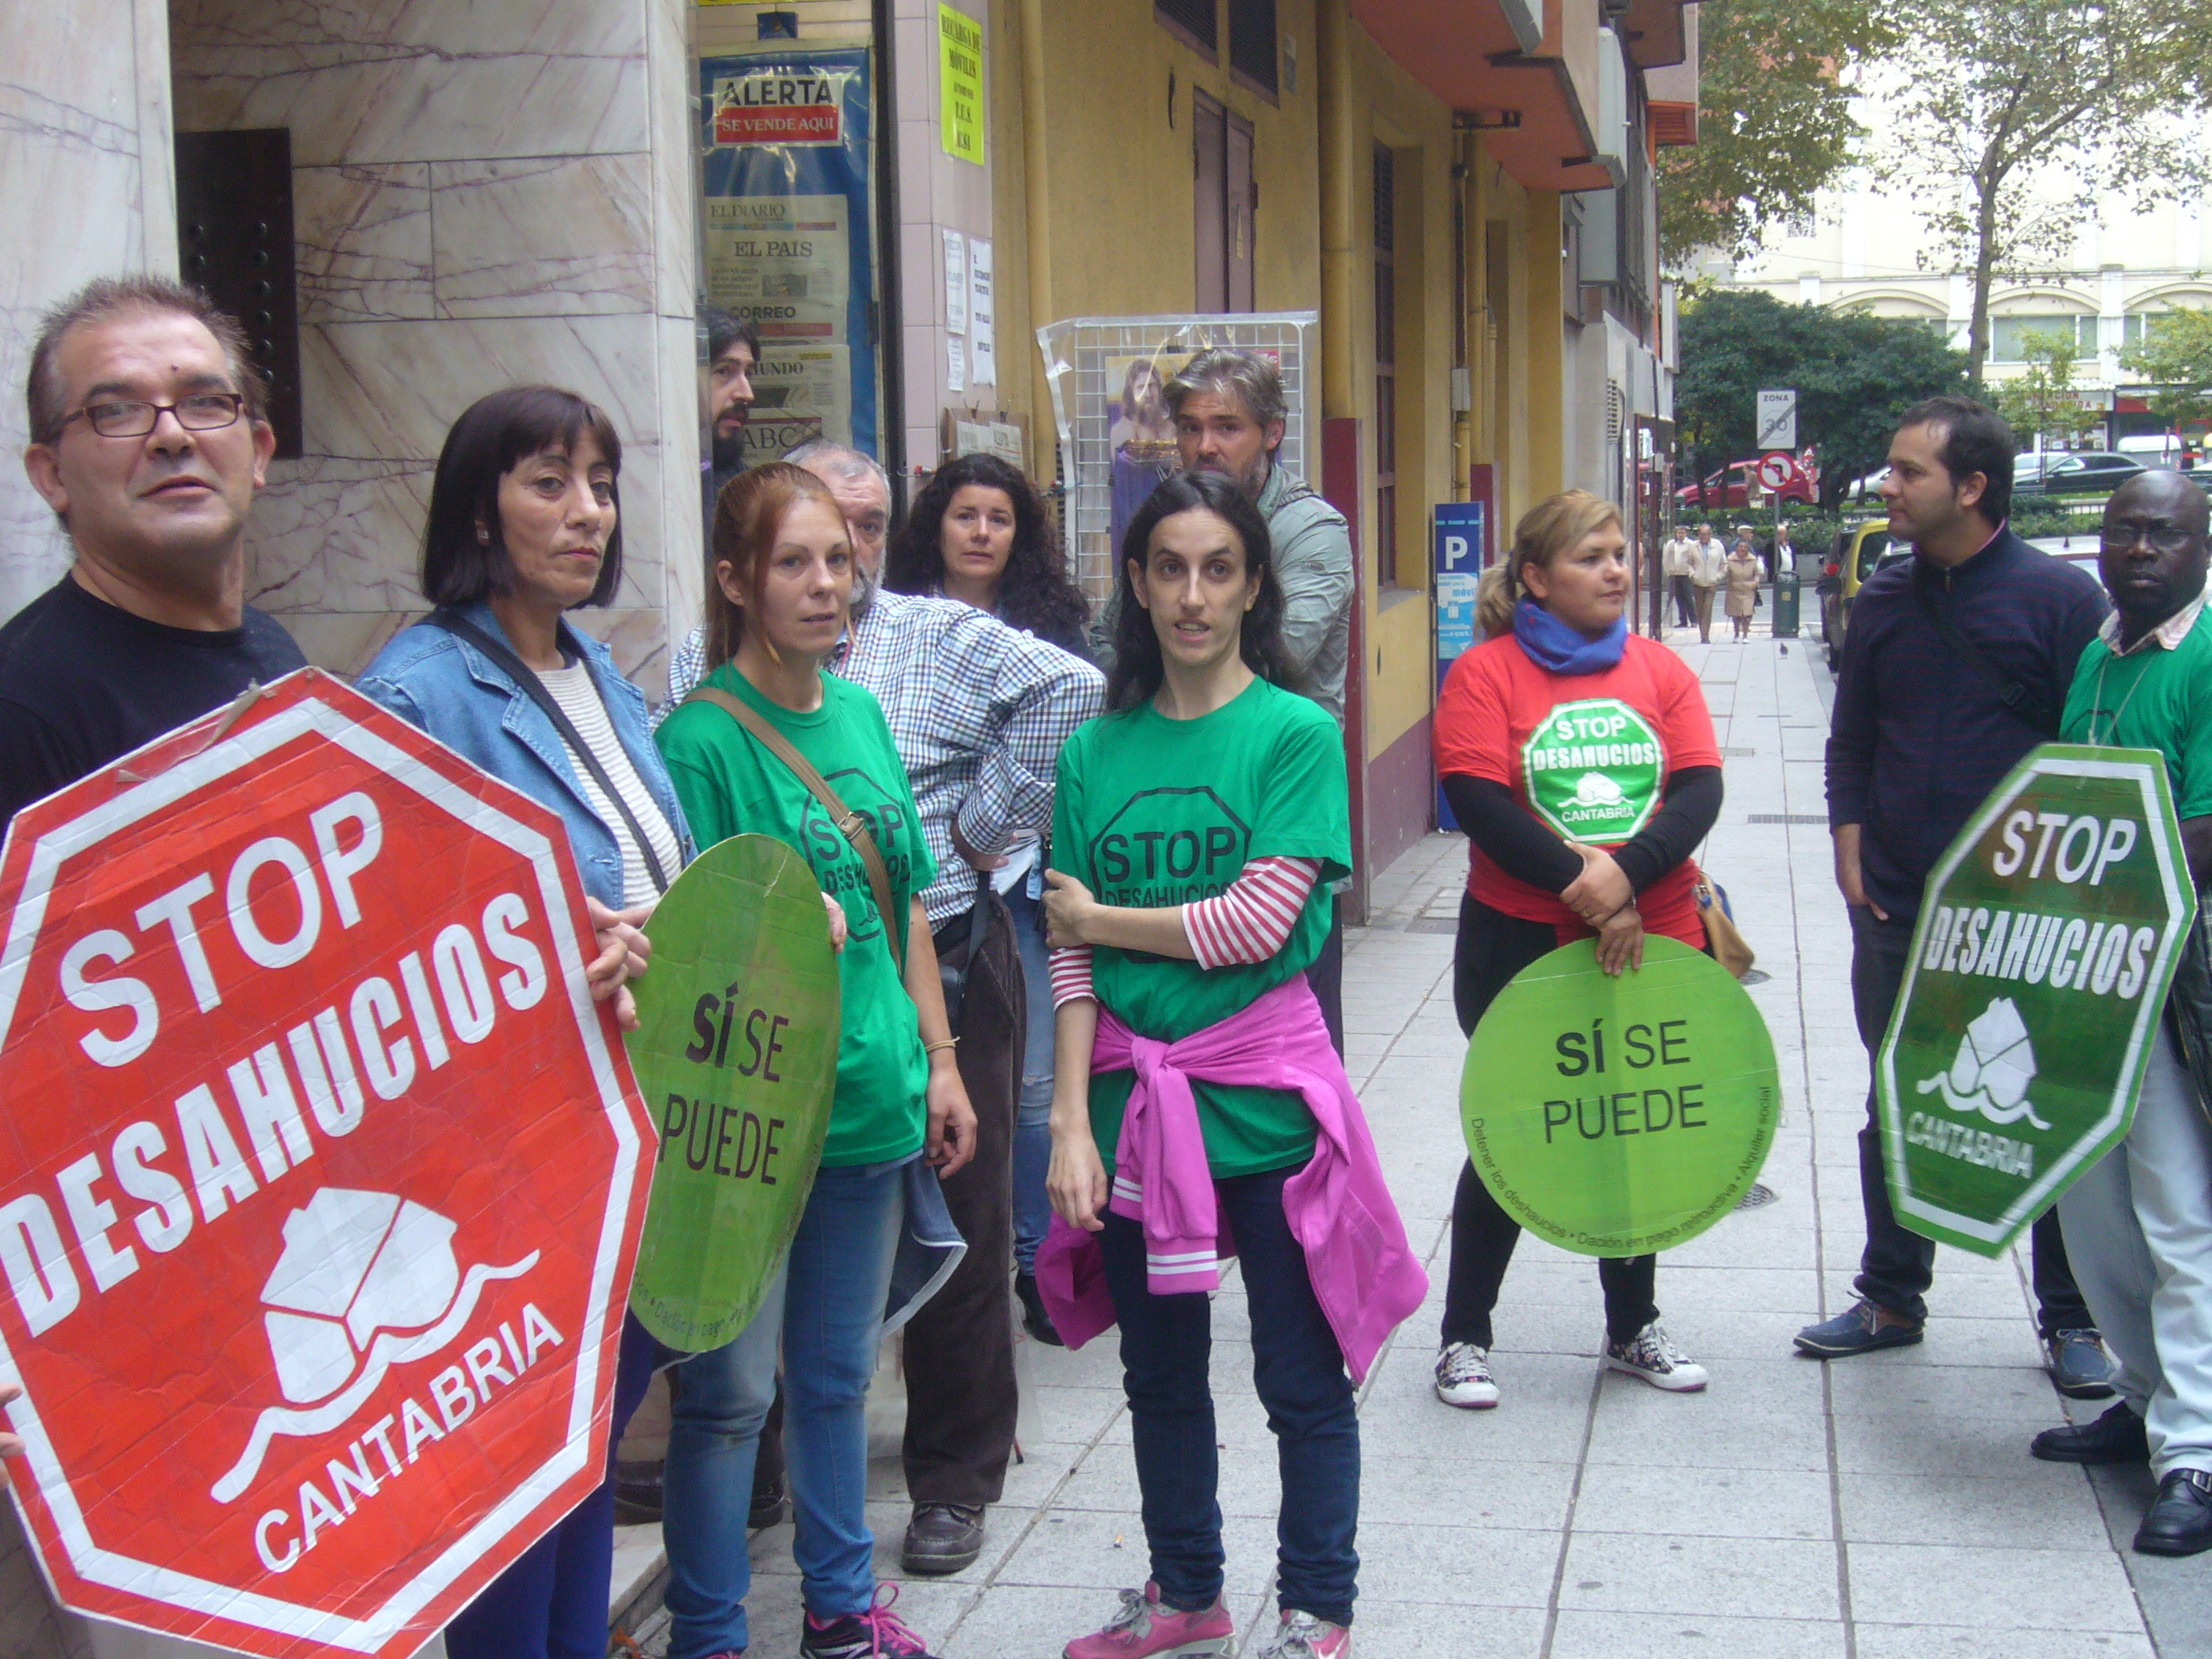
[1513,598,1626,676]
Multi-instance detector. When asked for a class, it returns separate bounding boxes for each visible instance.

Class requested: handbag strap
[1909,562,2059,738]
[423,610,669,895]
[683,684,904,973]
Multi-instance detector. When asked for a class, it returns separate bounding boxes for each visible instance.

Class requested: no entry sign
[0,671,656,1657]
[1877,744,2196,1256]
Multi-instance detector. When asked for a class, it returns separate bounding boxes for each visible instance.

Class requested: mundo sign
[0,672,655,1657]
[1877,744,2196,1257]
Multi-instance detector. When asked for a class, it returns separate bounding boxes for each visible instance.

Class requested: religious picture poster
[701,45,878,463]
[1105,350,1192,561]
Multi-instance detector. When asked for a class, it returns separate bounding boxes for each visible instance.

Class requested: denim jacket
[355,602,695,907]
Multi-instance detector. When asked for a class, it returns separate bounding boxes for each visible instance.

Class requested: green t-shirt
[656,665,938,1167]
[2060,606,2212,818]
[1052,677,1352,1177]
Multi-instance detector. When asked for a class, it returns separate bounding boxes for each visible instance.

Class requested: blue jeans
[1097,1166,1361,1628]
[1005,879,1056,1275]
[661,1159,906,1659]
[444,1312,660,1659]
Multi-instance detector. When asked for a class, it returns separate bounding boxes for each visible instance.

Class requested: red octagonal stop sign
[0,670,657,1657]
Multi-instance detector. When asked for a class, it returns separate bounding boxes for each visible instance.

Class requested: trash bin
[1771,568,1801,638]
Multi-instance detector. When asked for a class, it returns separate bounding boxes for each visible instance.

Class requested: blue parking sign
[1434,503,1487,829]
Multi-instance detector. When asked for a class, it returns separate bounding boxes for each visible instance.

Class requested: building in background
[4,0,1694,919]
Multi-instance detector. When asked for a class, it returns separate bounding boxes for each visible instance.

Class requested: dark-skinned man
[2029,470,2212,1555]
[1802,396,2118,1399]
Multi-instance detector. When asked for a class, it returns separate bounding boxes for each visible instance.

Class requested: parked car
[2012,452,2145,498]
[1815,520,1899,669]
[1675,457,1819,511]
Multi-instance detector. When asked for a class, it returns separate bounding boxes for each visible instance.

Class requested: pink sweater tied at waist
[1035,975,1427,1383]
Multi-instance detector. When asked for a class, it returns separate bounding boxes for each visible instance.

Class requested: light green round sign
[1521,697,1665,843]
[1463,937,1780,1256]
[624,834,841,1351]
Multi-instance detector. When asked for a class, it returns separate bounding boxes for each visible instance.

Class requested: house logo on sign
[211,1187,539,1505]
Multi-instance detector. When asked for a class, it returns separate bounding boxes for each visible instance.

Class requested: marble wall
[169,0,705,689]
[0,0,180,620]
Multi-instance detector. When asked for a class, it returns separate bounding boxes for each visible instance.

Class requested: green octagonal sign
[1877,744,2196,1258]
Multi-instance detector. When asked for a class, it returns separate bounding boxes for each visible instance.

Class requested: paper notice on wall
[948,334,967,394]
[968,237,995,385]
[943,228,968,334]
[704,194,850,339]
[742,344,853,470]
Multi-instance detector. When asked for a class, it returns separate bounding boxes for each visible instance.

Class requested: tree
[1675,288,1970,507]
[1658,0,1899,269]
[2119,306,2212,438]
[1873,0,2212,386]
[1993,328,2103,451]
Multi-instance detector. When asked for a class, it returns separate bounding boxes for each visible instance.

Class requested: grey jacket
[1257,460,1355,727]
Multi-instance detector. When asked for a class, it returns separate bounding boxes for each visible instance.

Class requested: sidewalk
[621,627,2195,1657]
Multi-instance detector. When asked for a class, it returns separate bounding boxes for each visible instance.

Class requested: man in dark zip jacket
[1800,396,2116,1393]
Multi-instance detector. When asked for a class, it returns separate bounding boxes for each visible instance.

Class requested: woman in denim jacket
[357,385,690,1659]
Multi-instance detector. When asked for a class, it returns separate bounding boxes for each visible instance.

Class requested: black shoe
[2031,1401,2148,1465]
[749,1470,789,1529]
[612,1456,664,1525]
[900,1501,985,1575]
[2136,1469,2212,1556]
[1016,1270,1064,1347]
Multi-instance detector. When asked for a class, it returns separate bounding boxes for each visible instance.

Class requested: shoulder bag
[1908,562,2060,738]
[423,610,669,895]
[682,684,905,973]
[1691,866,1756,980]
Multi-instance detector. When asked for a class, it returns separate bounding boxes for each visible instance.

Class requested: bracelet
[924,1038,959,1054]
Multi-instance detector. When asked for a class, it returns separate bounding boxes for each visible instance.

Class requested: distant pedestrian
[1724,538,1763,640]
[1800,394,2117,1393]
[1431,490,1725,1411]
[1688,521,1726,643]
[1663,526,1697,630]
[1042,471,1423,1659]
[2030,471,2212,1557]
[1773,522,1796,581]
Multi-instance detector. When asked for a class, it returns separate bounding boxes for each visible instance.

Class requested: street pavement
[618,618,2207,1657]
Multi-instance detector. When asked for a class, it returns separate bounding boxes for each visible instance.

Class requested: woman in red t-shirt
[1430,490,1725,1412]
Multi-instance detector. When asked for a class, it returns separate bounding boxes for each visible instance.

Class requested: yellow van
[1815,521,1896,669]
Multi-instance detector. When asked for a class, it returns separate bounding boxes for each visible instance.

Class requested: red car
[1676,458,1818,511]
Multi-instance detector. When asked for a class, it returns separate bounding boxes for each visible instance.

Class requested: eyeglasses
[2100,526,2198,555]
[60,392,247,439]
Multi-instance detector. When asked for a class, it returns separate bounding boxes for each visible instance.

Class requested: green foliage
[2119,306,2212,434]
[1874,0,2212,384]
[1675,288,1970,507]
[1993,328,2102,449]
[1657,0,1899,269]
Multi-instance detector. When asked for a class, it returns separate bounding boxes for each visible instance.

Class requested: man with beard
[1163,347,1355,1050]
[702,309,758,529]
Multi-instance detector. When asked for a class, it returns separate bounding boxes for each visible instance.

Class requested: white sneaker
[1434,1342,1500,1408]
[1603,1321,1708,1392]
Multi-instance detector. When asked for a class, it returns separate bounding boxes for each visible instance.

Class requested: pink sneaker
[1062,1583,1233,1658]
[1256,1611,1350,1658]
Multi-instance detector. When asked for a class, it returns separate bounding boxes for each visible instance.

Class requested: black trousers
[1669,573,1696,628]
[1305,893,1346,1057]
[902,895,1024,1507]
[1441,894,1659,1348]
[1848,906,2089,1335]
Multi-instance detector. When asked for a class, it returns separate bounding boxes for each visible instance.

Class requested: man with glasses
[3,275,302,829]
[2029,471,2212,1555]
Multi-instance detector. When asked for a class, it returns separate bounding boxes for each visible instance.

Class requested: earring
[477,529,489,544]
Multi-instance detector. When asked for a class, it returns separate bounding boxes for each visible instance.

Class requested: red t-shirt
[1434,632,1719,946]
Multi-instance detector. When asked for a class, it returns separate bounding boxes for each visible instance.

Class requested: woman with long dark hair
[1040,470,1423,1659]
[885,451,1094,1345]
[884,452,1092,656]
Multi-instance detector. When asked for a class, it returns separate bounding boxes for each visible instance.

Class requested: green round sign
[624,834,841,1351]
[1462,937,1779,1256]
